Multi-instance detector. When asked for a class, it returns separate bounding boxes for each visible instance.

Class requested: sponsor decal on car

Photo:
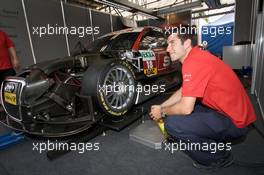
[4,92,17,105]
[139,50,155,61]
[3,82,17,105]
[139,50,158,76]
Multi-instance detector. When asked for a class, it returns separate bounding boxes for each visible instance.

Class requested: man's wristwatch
[161,111,167,118]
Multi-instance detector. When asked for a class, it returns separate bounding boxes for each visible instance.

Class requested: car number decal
[143,60,157,76]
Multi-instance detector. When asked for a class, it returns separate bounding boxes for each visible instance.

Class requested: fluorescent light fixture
[136,11,158,19]
[220,0,235,5]
[94,0,132,11]
[157,1,202,15]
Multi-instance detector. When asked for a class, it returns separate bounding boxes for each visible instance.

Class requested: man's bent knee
[164,116,186,136]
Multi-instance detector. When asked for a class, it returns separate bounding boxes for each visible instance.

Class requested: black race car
[0,26,181,137]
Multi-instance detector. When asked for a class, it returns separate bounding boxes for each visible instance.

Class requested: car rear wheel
[81,60,136,117]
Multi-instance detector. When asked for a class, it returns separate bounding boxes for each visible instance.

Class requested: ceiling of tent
[64,0,235,20]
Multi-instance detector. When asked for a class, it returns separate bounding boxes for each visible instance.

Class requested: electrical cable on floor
[233,122,264,168]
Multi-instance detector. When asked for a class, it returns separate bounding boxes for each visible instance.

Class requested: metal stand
[99,107,147,131]
[129,120,166,150]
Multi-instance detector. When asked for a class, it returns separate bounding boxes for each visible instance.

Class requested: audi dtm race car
[0,26,182,137]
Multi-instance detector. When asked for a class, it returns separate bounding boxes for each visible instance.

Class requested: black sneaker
[193,152,234,170]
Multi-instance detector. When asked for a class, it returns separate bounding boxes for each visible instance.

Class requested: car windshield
[86,35,113,52]
[86,32,140,53]
[104,32,140,51]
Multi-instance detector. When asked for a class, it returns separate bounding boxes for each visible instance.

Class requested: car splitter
[0,105,147,158]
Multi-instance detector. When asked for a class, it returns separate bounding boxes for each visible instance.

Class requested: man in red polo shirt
[0,30,20,85]
[150,25,256,169]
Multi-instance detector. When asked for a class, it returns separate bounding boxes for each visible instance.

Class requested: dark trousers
[0,68,16,86]
[164,103,249,165]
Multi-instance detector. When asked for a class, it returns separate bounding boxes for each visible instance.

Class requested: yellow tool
[157,119,168,138]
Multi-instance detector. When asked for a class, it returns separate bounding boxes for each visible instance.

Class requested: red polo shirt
[0,30,14,70]
[182,46,256,128]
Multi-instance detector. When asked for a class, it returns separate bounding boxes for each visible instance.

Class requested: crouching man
[149,25,256,169]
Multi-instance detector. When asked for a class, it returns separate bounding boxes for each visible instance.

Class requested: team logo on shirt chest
[183,74,192,82]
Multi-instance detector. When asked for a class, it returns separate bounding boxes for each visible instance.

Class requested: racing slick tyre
[81,60,136,117]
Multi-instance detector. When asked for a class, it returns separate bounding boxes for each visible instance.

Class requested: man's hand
[149,105,162,121]
[8,47,21,71]
[12,58,21,71]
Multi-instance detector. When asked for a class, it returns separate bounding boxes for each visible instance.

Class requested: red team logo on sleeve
[183,74,192,82]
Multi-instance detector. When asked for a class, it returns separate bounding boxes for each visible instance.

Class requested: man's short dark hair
[171,24,198,47]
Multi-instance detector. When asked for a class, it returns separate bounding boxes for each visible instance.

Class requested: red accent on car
[132,28,148,50]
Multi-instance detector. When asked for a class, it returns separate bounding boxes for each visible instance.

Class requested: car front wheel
[81,60,136,117]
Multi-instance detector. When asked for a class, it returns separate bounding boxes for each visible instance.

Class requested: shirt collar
[182,46,200,64]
